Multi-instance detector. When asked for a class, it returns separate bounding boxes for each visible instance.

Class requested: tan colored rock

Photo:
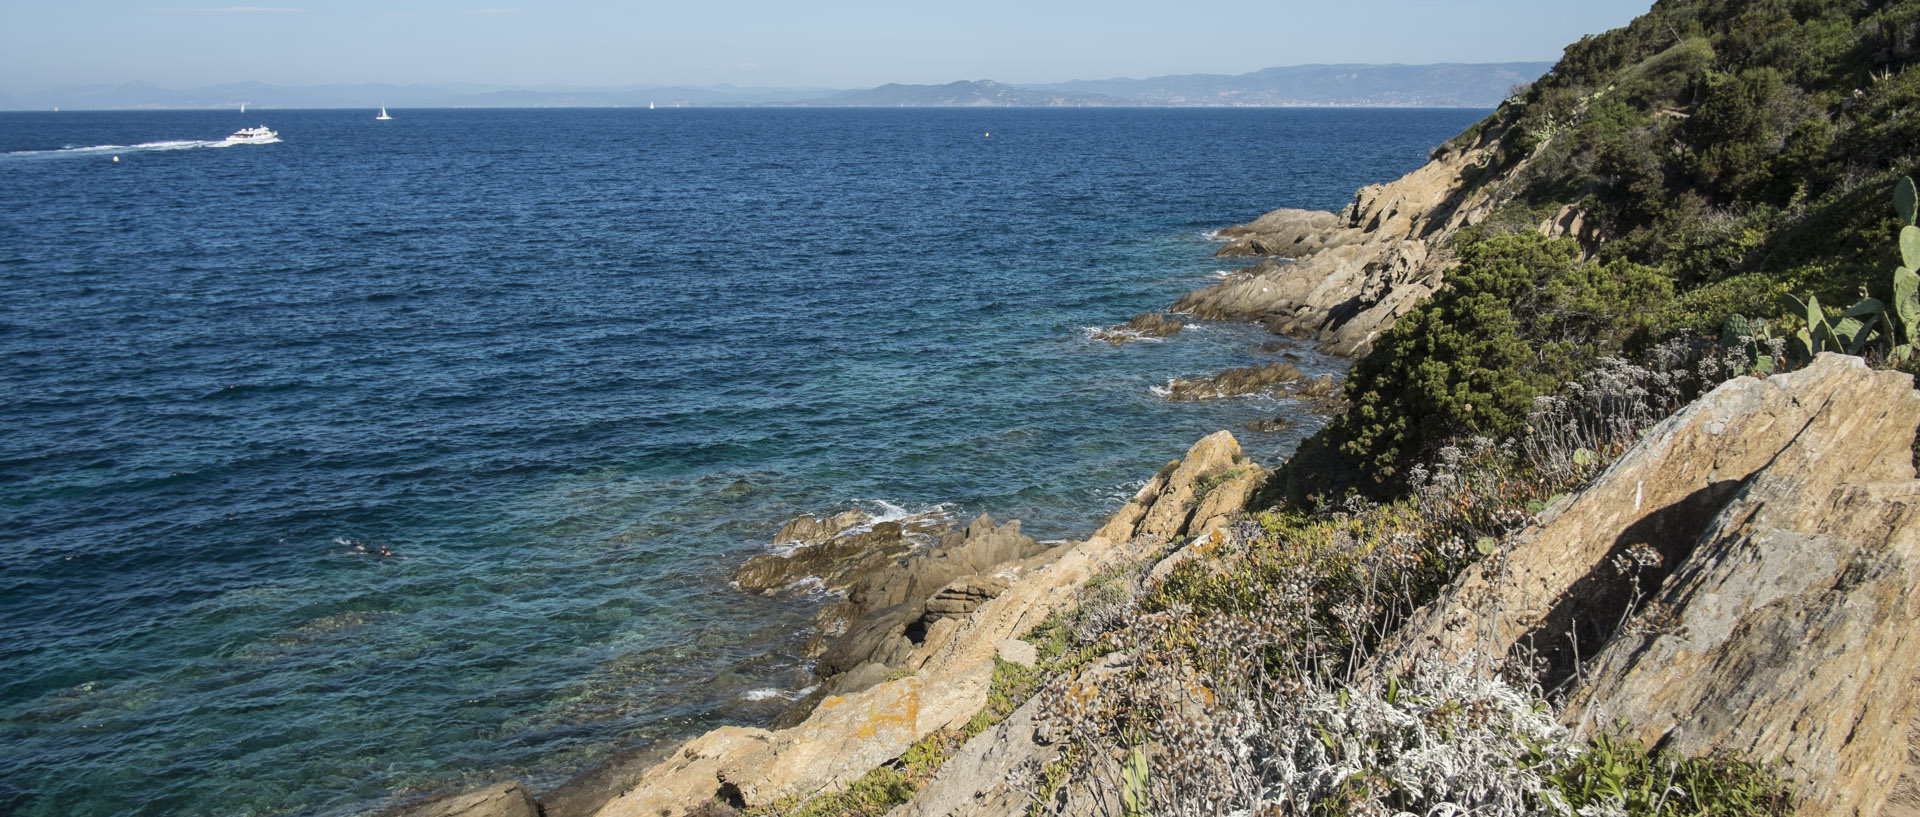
[1380,355,1918,676]
[593,662,994,817]
[1176,123,1528,357]
[773,509,871,546]
[1560,477,1920,817]
[1372,354,1920,817]
[886,695,1058,817]
[909,432,1259,684]
[539,745,676,817]
[1214,208,1350,258]
[995,638,1037,667]
[379,782,541,817]
[1133,430,1255,543]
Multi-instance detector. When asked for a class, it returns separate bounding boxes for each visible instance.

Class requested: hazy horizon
[6,1,1650,94]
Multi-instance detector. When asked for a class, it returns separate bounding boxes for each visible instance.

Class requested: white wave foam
[865,499,918,524]
[1079,326,1165,345]
[852,499,953,528]
[764,500,953,557]
[742,684,818,702]
[1148,382,1173,398]
[1212,269,1233,278]
[3,137,278,160]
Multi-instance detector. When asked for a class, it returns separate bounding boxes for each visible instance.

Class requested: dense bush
[1326,234,1671,477]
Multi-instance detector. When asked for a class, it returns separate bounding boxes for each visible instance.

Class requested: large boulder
[1092,430,1261,546]
[1374,354,1920,817]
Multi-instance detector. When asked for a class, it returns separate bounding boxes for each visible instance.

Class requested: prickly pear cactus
[1720,314,1751,347]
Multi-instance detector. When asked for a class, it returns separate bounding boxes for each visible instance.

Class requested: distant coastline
[0,62,1548,111]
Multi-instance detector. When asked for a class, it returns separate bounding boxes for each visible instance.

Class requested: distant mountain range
[0,63,1552,111]
[1031,63,1552,108]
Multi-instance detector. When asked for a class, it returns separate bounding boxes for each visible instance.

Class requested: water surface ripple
[0,107,1483,816]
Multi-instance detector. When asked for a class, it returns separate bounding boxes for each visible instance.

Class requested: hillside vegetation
[1317,0,1920,480]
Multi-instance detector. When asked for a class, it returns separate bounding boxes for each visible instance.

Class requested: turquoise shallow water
[0,107,1484,816]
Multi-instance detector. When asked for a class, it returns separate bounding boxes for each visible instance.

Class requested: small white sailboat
[376,106,392,120]
[649,101,655,110]
[241,102,246,113]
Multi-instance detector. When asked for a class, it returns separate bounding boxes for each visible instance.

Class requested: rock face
[1175,124,1524,357]
[1374,354,1920,817]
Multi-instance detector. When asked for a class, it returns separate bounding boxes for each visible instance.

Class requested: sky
[4,1,1655,93]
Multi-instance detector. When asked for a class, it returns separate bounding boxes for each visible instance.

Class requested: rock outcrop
[734,509,950,596]
[1374,354,1920,817]
[1161,361,1304,401]
[1175,124,1522,357]
[810,515,1049,680]
[584,432,1265,817]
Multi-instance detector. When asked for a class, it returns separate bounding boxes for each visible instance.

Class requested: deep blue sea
[0,107,1483,816]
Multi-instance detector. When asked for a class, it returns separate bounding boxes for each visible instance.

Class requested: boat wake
[1,137,279,160]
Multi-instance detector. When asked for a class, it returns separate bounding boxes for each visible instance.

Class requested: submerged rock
[377,782,540,817]
[1162,361,1304,401]
[1245,416,1298,433]
[1090,312,1184,346]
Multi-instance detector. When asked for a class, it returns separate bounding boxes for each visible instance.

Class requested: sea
[0,106,1484,817]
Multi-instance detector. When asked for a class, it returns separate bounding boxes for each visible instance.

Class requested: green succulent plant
[1779,176,1920,364]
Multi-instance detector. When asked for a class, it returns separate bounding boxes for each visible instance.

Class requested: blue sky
[5,1,1654,92]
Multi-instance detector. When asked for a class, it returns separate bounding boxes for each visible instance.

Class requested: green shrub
[1327,234,1671,477]
[1552,732,1794,817]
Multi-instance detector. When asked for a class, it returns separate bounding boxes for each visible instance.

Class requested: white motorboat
[224,126,277,144]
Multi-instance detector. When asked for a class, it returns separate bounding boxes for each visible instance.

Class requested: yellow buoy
[984,132,990,138]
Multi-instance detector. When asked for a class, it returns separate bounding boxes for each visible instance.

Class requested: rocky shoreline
[375,102,1920,817]
[393,356,1920,817]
